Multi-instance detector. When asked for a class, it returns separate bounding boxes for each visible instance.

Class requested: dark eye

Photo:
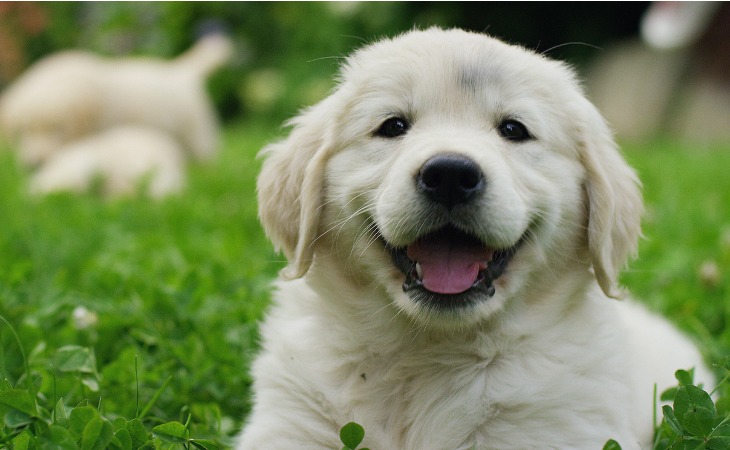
[497,119,530,142]
[376,117,409,138]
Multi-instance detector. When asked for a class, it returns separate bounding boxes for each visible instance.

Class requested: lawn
[0,121,729,448]
[0,120,282,448]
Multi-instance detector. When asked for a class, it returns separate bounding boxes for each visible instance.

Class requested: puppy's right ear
[578,100,643,299]
[257,97,337,279]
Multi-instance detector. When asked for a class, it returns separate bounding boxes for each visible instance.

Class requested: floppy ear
[579,101,643,298]
[256,98,337,279]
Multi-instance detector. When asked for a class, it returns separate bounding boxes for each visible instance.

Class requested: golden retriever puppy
[29,126,185,198]
[240,28,714,449]
[0,34,231,166]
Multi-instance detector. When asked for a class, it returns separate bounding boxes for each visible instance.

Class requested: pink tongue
[407,238,493,295]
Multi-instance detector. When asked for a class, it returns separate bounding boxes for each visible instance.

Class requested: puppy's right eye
[376,117,410,138]
[497,119,531,142]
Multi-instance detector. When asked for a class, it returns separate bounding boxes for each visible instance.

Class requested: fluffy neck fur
[259,254,637,449]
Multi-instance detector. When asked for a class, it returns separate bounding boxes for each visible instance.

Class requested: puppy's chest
[334,341,629,449]
[340,350,506,447]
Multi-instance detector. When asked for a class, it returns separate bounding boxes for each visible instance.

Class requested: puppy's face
[258,29,642,328]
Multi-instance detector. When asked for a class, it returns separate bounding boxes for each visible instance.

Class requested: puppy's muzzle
[383,152,523,304]
[385,153,515,303]
[417,154,485,210]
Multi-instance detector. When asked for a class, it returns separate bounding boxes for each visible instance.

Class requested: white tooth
[415,262,423,280]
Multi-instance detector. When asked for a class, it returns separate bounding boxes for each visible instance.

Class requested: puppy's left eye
[497,120,531,142]
[376,117,410,138]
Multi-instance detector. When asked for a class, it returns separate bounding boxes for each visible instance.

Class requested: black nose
[417,154,485,208]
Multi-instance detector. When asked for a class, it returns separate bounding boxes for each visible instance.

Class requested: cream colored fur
[0,34,232,166]
[29,126,185,198]
[239,28,714,450]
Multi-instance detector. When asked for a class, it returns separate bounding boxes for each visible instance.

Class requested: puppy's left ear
[257,96,339,280]
[579,100,643,298]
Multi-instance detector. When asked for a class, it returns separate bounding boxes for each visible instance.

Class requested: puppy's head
[258,28,642,327]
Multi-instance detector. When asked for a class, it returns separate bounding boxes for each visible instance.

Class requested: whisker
[306,55,346,64]
[540,41,603,55]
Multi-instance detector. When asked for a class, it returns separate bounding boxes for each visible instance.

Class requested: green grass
[621,141,730,368]
[0,124,729,448]
[0,120,285,448]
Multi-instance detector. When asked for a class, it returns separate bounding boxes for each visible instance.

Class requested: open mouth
[386,225,523,308]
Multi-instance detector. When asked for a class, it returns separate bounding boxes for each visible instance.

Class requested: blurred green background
[0,1,651,123]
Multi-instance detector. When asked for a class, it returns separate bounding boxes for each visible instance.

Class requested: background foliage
[0,2,651,122]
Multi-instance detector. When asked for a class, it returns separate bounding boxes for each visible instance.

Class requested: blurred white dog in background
[29,126,185,198]
[239,28,714,450]
[0,33,232,197]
